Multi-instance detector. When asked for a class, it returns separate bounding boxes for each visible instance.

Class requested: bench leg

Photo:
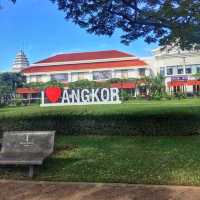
[28,165,34,178]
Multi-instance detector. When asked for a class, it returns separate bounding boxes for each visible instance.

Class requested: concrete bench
[0,131,55,177]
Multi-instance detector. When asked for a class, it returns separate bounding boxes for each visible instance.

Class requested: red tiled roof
[111,82,136,89]
[35,50,134,64]
[23,60,147,74]
[16,88,40,94]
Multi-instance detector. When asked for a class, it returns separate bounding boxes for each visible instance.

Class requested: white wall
[25,67,151,83]
[128,69,139,78]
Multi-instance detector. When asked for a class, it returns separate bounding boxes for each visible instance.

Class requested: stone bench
[0,131,55,177]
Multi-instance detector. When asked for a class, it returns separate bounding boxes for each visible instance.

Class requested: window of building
[197,66,200,73]
[121,70,128,79]
[166,67,173,75]
[177,66,184,74]
[51,73,68,81]
[35,75,43,82]
[71,72,89,81]
[93,71,112,80]
[160,67,165,76]
[78,72,89,80]
[29,75,36,82]
[71,72,78,82]
[138,68,145,76]
[127,69,137,78]
[185,66,192,74]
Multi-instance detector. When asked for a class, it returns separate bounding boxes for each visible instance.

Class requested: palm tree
[193,73,200,81]
[151,74,166,98]
[135,76,153,97]
[132,78,142,97]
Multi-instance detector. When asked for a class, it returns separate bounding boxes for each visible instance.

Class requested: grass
[2,135,200,186]
[0,98,200,136]
[38,135,200,185]
[0,98,200,118]
[0,99,200,185]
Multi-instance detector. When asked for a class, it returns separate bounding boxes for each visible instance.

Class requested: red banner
[168,80,200,87]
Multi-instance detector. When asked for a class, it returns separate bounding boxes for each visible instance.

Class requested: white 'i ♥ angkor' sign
[40,87,121,107]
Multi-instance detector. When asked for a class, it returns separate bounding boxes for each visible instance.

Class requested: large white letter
[110,88,120,102]
[71,89,80,103]
[62,90,70,103]
[81,89,90,103]
[101,88,110,102]
[92,89,100,102]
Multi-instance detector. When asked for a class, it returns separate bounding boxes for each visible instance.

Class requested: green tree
[135,74,165,99]
[0,72,25,105]
[193,73,200,80]
[151,74,166,98]
[24,80,65,90]
[50,0,200,49]
[0,72,25,90]
[68,79,110,89]
[139,76,152,95]
[9,0,200,49]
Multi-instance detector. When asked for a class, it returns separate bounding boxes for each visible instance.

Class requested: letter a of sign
[62,90,70,103]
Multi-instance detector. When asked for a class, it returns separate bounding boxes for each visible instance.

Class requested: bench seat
[0,131,55,177]
[0,153,45,165]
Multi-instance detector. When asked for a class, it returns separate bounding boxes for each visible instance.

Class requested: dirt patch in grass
[1,180,200,200]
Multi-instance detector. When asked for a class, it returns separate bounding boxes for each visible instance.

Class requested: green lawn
[0,98,200,118]
[0,98,200,135]
[1,99,200,185]
[2,135,200,186]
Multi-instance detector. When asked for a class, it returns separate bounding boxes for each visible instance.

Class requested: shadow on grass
[36,136,200,185]
[1,135,200,187]
[0,157,81,180]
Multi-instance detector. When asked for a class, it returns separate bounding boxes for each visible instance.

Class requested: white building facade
[22,50,151,84]
[14,48,200,97]
[144,46,200,95]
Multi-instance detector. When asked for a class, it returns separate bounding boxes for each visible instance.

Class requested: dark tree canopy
[0,72,25,105]
[50,0,200,50]
[9,0,200,49]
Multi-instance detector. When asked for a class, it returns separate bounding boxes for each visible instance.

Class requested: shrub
[175,93,187,99]
[25,80,65,90]
[120,91,132,101]
[68,80,111,89]
[152,94,162,100]
[162,93,173,100]
[108,78,137,84]
[0,104,199,136]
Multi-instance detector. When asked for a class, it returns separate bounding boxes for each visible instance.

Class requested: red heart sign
[45,86,62,103]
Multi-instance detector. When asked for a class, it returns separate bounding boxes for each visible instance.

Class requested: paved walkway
[1,180,200,200]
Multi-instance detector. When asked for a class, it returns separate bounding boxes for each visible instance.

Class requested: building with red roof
[17,48,200,98]
[22,50,151,84]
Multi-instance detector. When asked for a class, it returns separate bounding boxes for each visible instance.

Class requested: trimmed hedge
[0,107,200,136]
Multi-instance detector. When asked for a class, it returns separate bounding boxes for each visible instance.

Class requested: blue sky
[0,0,157,71]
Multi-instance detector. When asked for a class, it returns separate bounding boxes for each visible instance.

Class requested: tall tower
[12,50,29,72]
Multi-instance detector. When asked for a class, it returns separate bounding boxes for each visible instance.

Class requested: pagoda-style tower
[12,50,29,72]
